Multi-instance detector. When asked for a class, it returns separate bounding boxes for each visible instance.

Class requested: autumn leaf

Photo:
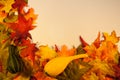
[79,36,89,47]
[54,44,60,52]
[24,8,37,22]
[8,6,37,42]
[4,10,18,23]
[113,64,120,79]
[20,39,38,63]
[13,74,30,80]
[12,0,28,13]
[34,71,55,80]
[98,31,119,62]
[9,14,35,42]
[76,45,86,55]
[0,10,7,22]
[83,59,115,80]
[103,31,119,44]
[0,0,14,22]
[0,0,14,12]
[93,32,101,48]
[84,44,98,60]
[57,45,76,56]
[36,45,57,60]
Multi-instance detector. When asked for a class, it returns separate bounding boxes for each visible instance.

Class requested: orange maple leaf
[57,45,76,56]
[24,8,38,22]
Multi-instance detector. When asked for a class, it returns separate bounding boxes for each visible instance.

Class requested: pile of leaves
[0,0,120,80]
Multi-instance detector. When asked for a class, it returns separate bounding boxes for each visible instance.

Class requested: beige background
[29,0,120,47]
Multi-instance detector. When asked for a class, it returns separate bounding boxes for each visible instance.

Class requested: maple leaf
[9,14,35,42]
[79,36,89,47]
[3,10,18,23]
[103,31,119,44]
[93,32,101,48]
[98,41,119,63]
[76,45,86,55]
[24,8,38,22]
[34,71,55,80]
[83,59,115,80]
[36,45,57,60]
[12,0,27,13]
[84,44,99,60]
[20,39,38,63]
[98,31,119,63]
[57,45,76,56]
[0,0,14,22]
[0,11,7,22]
[84,31,120,63]
[0,0,14,12]
[113,64,120,79]
[54,44,60,52]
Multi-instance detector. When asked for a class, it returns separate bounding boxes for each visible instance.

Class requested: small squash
[6,45,24,74]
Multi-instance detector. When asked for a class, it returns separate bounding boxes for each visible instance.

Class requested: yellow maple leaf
[103,31,119,44]
[36,45,57,60]
[0,0,14,12]
[0,0,14,22]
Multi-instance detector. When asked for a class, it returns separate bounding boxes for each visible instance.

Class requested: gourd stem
[69,54,88,61]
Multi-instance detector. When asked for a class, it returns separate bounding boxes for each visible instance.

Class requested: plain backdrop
[28,0,120,48]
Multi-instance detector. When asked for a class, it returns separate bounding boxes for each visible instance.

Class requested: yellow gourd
[44,54,88,77]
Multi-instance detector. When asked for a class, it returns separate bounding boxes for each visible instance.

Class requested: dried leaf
[36,45,57,60]
[103,31,119,44]
[57,45,76,56]
[79,36,89,47]
[4,11,18,23]
[12,0,27,13]
[56,61,91,80]
[0,0,14,12]
[76,44,86,54]
[20,39,38,63]
[9,15,34,41]
[93,32,101,48]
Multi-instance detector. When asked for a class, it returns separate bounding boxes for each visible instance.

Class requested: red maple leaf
[10,14,35,42]
[12,0,27,13]
[93,32,101,48]
[20,39,38,62]
[79,36,89,47]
